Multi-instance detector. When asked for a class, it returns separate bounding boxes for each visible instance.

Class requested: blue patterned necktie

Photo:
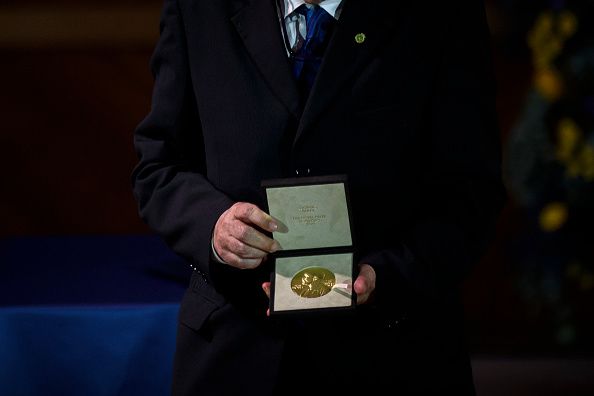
[289,4,336,102]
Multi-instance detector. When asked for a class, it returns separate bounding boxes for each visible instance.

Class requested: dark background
[1,1,593,394]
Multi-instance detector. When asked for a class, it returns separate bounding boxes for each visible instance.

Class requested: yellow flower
[559,11,578,38]
[527,10,577,82]
[556,118,594,180]
[528,12,554,67]
[528,12,553,50]
[556,118,582,162]
[534,68,563,101]
[539,202,568,232]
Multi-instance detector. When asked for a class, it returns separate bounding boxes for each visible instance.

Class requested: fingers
[213,202,282,269]
[230,203,281,253]
[234,202,278,233]
[221,236,269,259]
[216,249,264,270]
[228,222,281,253]
[214,233,267,269]
[354,263,376,305]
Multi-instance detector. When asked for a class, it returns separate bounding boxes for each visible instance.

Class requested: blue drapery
[0,235,190,396]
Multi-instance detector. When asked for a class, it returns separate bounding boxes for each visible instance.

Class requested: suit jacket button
[295,168,311,176]
[385,319,400,330]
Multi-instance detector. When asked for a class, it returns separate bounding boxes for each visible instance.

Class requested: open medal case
[261,174,356,316]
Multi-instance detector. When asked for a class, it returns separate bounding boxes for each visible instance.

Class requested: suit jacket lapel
[230,0,301,118]
[294,0,404,145]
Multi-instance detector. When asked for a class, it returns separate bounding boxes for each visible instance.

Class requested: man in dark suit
[132,0,505,394]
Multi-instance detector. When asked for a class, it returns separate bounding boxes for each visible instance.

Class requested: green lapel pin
[355,33,366,44]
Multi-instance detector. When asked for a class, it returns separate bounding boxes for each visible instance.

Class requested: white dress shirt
[281,0,344,53]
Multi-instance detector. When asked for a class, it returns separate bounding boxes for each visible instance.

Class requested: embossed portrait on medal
[290,267,336,298]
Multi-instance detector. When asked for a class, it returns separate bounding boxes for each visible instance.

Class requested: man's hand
[213,202,281,269]
[261,263,376,316]
[353,263,376,305]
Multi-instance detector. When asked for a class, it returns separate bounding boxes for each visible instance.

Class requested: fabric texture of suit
[131,0,506,394]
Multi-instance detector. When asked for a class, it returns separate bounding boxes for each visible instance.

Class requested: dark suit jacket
[132,0,506,394]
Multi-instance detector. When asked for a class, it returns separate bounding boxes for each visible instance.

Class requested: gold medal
[290,267,336,298]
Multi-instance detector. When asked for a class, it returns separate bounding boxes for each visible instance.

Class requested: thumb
[354,264,376,305]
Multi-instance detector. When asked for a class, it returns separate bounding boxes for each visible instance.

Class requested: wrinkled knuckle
[228,203,240,217]
[223,212,234,224]
[235,241,248,255]
[225,238,237,253]
[230,202,242,214]
[238,226,250,241]
[218,221,230,236]
[244,204,255,218]
[230,222,244,238]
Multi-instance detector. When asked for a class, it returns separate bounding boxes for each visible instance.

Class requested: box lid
[262,175,353,253]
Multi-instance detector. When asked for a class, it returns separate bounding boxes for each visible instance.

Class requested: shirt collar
[283,0,343,19]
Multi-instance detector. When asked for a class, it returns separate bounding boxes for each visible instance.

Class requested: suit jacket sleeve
[362,1,506,317]
[131,0,234,275]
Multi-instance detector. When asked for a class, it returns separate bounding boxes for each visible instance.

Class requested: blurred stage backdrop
[1,0,593,395]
